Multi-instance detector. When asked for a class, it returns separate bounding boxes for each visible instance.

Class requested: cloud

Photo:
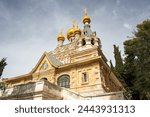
[0,0,150,78]
[112,9,118,18]
[123,23,132,30]
[116,0,120,6]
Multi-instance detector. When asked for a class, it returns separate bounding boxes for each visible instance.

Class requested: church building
[0,10,124,100]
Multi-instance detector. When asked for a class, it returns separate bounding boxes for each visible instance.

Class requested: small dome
[57,33,65,41]
[74,27,81,35]
[82,15,91,24]
[67,27,75,39]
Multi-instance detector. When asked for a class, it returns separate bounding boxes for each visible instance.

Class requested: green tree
[0,58,7,79]
[111,19,150,99]
[0,58,7,91]
[110,60,114,71]
[123,19,150,99]
[111,45,127,95]
[113,45,124,80]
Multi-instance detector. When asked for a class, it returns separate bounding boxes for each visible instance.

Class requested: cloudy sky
[0,0,150,78]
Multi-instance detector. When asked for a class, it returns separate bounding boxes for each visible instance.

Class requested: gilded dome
[67,27,75,39]
[82,15,91,24]
[74,27,81,35]
[57,33,65,41]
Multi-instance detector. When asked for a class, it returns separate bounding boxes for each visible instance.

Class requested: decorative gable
[30,52,63,73]
[35,56,52,73]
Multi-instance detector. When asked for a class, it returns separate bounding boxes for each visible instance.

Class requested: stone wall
[0,80,124,100]
[83,91,124,100]
[0,79,62,100]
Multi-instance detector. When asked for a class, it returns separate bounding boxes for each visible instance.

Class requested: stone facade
[0,79,124,100]
[0,10,124,100]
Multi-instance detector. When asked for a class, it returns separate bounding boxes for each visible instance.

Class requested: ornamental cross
[76,22,78,28]
[72,20,75,27]
[84,8,87,15]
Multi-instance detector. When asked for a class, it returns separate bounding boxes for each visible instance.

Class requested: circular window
[43,63,48,69]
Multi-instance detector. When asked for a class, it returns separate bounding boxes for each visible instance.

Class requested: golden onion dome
[67,27,75,39]
[74,26,81,35]
[82,8,91,24]
[57,33,65,41]
[82,15,91,24]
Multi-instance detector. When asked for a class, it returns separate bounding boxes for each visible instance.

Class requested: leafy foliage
[113,45,124,80]
[125,20,150,99]
[112,19,150,99]
[0,82,6,91]
[0,58,7,78]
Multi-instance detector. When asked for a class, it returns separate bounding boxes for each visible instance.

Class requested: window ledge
[81,82,89,85]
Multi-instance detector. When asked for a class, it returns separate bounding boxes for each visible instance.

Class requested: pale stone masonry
[0,79,124,100]
[0,10,124,100]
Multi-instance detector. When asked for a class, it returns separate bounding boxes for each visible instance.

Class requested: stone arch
[40,77,48,81]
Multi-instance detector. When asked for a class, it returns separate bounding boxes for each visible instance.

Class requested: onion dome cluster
[67,23,81,40]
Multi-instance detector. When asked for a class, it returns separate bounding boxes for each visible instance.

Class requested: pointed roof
[83,25,93,37]
[47,52,63,66]
[30,52,63,73]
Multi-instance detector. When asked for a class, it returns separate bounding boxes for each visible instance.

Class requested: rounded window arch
[57,75,70,88]
[41,77,48,80]
[82,39,86,46]
[91,38,94,45]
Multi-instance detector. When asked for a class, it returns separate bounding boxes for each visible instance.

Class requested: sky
[0,0,150,78]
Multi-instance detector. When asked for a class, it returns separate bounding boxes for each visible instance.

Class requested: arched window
[82,72,88,83]
[41,77,48,80]
[57,75,70,88]
[82,39,86,46]
[91,38,94,45]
